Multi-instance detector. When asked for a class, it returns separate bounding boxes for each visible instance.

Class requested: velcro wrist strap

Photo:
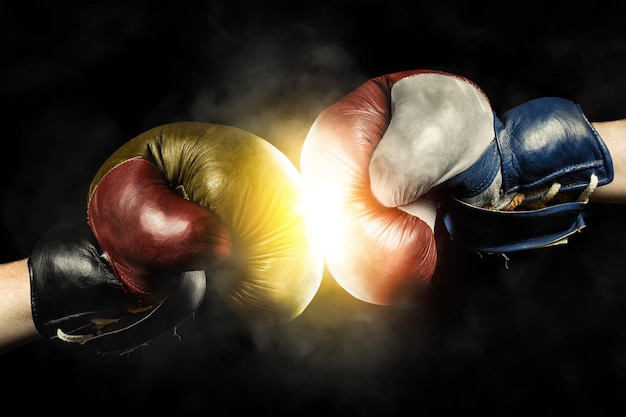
[441,197,587,253]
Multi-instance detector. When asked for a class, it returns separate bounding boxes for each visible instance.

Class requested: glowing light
[302,181,345,257]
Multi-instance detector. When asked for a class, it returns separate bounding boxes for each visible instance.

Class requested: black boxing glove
[28,223,205,354]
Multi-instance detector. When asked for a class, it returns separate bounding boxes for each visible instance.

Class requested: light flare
[302,182,346,257]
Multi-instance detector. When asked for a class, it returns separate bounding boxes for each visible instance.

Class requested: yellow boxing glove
[88,122,323,326]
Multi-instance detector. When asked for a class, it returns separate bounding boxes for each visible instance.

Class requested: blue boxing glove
[441,96,613,252]
[368,71,614,253]
[443,96,613,210]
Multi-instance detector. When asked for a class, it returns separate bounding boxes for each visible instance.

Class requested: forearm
[0,259,41,353]
[591,119,626,202]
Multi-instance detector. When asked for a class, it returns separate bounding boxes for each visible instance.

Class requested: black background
[3,1,626,414]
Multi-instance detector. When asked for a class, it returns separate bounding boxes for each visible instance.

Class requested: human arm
[0,258,41,354]
[590,119,626,202]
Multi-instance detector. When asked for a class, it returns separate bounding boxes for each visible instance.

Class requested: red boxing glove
[88,147,231,306]
[300,69,442,306]
[88,122,323,325]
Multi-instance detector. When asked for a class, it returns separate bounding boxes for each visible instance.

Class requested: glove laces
[502,173,598,211]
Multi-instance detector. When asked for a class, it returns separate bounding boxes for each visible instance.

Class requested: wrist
[0,259,41,353]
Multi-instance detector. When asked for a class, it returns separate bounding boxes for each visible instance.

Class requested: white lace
[502,173,598,211]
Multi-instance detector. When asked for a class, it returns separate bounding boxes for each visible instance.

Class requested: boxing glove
[369,71,613,252]
[87,122,323,326]
[300,70,440,306]
[300,69,614,305]
[28,223,205,354]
